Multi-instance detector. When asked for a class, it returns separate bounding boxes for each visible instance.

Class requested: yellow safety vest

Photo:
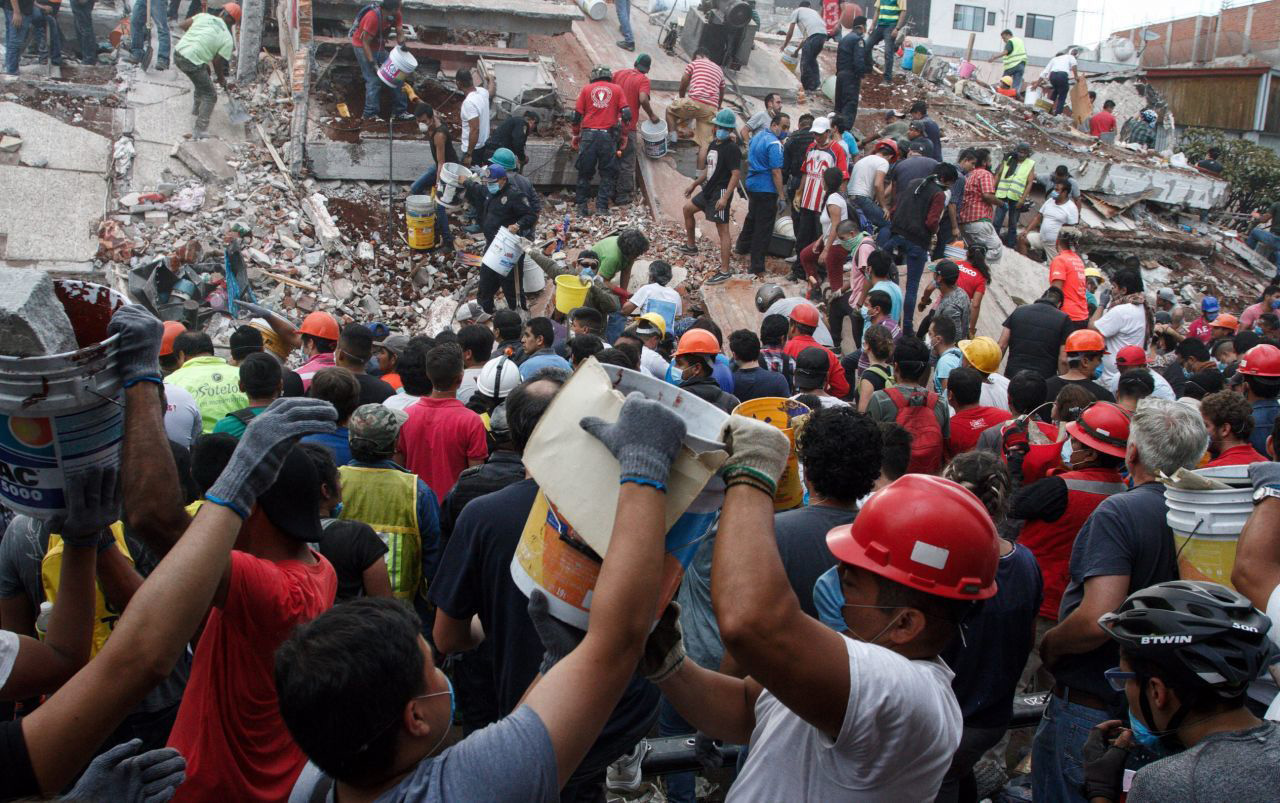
[996,157,1035,201]
[1003,36,1027,70]
[875,0,900,27]
[337,466,421,600]
[42,523,132,657]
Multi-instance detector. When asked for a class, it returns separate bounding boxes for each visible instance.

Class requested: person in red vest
[782,302,850,398]
[1201,389,1268,466]
[1010,401,1130,688]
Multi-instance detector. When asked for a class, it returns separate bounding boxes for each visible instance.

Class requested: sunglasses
[1105,667,1136,692]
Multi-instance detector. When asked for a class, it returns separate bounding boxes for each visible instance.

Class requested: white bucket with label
[578,0,606,19]
[377,46,417,88]
[482,227,530,276]
[0,281,126,520]
[437,162,473,210]
[640,119,669,158]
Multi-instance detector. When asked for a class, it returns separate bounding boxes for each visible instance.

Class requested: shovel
[140,0,153,70]
[226,95,250,124]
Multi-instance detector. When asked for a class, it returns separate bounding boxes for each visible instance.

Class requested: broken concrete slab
[130,139,195,191]
[175,138,238,182]
[0,165,106,265]
[314,0,581,38]
[0,268,79,356]
[0,102,111,173]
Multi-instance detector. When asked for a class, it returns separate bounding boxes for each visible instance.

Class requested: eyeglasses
[1104,667,1136,692]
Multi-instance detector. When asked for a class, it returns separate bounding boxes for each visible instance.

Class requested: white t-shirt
[630,283,683,317]
[0,630,18,690]
[1094,304,1147,384]
[729,636,962,801]
[459,87,491,154]
[1101,367,1176,401]
[792,393,849,409]
[849,154,889,200]
[1038,198,1079,246]
[163,382,202,447]
[980,372,1011,411]
[1044,53,1077,74]
[790,6,827,40]
[1266,584,1280,721]
[456,366,484,405]
[383,393,421,413]
[640,345,670,380]
[820,192,849,240]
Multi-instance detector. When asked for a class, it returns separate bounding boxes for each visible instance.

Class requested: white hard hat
[478,354,522,400]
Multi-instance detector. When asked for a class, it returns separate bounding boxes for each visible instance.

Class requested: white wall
[923,0,1079,62]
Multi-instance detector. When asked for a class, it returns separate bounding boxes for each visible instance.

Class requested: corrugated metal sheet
[1147,73,1261,130]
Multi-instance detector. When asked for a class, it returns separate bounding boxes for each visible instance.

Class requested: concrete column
[1164,22,1173,65]
[237,0,265,83]
[1192,16,1202,63]
[1244,5,1254,55]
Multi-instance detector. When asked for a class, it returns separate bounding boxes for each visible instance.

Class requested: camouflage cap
[347,403,408,456]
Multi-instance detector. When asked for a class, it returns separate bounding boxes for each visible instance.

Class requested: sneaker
[605,740,649,793]
[706,271,733,284]
[394,112,416,121]
[617,40,635,51]
[678,244,698,254]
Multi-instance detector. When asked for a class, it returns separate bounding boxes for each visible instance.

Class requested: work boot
[154,59,168,70]
[576,203,590,217]
[617,40,635,51]
[595,203,609,215]
[394,111,415,121]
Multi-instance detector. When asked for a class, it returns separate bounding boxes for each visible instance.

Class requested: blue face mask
[778,130,789,141]
[1093,363,1104,380]
[813,566,849,633]
[487,183,500,195]
[715,128,731,141]
[1061,438,1073,465]
[331,502,344,517]
[368,355,381,373]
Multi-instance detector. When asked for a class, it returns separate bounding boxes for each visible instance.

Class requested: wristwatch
[1253,485,1280,505]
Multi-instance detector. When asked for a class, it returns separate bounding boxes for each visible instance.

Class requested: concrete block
[175,138,238,183]
[0,268,80,356]
[144,210,169,225]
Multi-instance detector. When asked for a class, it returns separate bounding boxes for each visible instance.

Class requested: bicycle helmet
[755,283,785,313]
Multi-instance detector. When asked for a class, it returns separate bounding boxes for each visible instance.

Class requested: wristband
[621,476,666,492]
[721,465,778,497]
[204,493,249,520]
[123,375,163,389]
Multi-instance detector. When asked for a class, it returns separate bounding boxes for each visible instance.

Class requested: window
[1026,13,1054,39]
[1015,14,1024,27]
[953,4,985,32]
[987,11,995,24]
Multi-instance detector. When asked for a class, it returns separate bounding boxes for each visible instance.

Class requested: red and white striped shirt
[684,58,725,106]
[798,143,847,212]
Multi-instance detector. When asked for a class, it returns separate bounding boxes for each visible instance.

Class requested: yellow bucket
[405,194,437,251]
[732,397,809,510]
[555,274,590,314]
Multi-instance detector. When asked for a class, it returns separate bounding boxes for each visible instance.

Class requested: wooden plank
[257,122,297,190]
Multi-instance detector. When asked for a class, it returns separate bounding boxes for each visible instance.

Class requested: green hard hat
[489,147,518,170]
[713,109,737,129]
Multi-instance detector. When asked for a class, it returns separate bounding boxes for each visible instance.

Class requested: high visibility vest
[1003,36,1027,70]
[167,356,248,433]
[42,522,132,657]
[996,157,1035,201]
[337,466,421,600]
[875,0,901,27]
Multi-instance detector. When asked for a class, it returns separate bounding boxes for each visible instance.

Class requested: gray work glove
[205,398,337,518]
[528,589,585,675]
[107,305,164,387]
[639,602,685,683]
[580,392,686,490]
[53,465,122,548]
[65,739,187,803]
[719,415,791,496]
[1250,461,1280,494]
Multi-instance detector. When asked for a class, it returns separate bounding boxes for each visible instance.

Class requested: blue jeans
[878,231,928,332]
[3,6,32,74]
[1031,694,1108,803]
[353,46,407,119]
[69,0,95,64]
[131,0,170,65]
[31,5,62,64]
[615,0,633,44]
[798,32,826,92]
[1248,226,1280,268]
[851,194,888,234]
[1004,62,1025,91]
[409,165,437,196]
[659,697,696,803]
[992,198,1021,246]
[865,24,895,80]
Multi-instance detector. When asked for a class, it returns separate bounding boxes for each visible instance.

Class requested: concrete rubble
[0,268,79,357]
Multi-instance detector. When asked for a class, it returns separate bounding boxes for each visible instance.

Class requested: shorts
[693,188,730,224]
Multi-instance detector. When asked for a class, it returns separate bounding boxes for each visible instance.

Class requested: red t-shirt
[955,260,987,299]
[1206,443,1267,467]
[575,80,630,131]
[1049,250,1089,323]
[947,405,1012,456]
[169,550,336,802]
[1089,110,1117,137]
[1187,317,1214,343]
[783,334,850,398]
[398,397,489,498]
[613,68,651,134]
[350,6,402,48]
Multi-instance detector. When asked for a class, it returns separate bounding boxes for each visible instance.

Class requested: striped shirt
[957,167,995,224]
[798,143,847,212]
[685,58,725,106]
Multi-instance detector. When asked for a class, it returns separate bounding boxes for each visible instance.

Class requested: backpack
[884,386,944,474]
[228,407,257,425]
[864,364,892,388]
[348,3,383,42]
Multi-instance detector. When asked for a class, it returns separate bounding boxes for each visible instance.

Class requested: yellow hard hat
[637,311,667,337]
[958,336,1002,374]
[1084,266,1105,281]
[250,319,290,361]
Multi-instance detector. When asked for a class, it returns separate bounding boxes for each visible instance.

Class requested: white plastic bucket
[482,227,530,276]
[640,119,669,158]
[578,0,606,19]
[0,281,126,520]
[1165,467,1254,587]
[781,45,799,74]
[437,162,472,209]
[821,74,837,101]
[377,47,417,88]
[521,257,546,293]
[774,215,795,238]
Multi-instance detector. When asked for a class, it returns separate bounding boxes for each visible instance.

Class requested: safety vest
[996,157,1035,201]
[167,355,249,433]
[1019,468,1126,621]
[337,466,421,600]
[875,0,901,27]
[1003,36,1027,70]
[42,523,132,657]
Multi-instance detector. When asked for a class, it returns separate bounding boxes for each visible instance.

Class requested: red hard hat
[1238,344,1280,377]
[874,138,901,160]
[1114,345,1148,368]
[159,321,186,357]
[674,328,720,357]
[1064,329,1106,354]
[222,2,242,23]
[826,475,999,601]
[299,311,339,341]
[1065,401,1131,459]
[789,302,820,328]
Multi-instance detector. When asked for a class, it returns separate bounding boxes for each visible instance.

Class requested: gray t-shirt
[289,705,557,803]
[0,517,47,607]
[677,529,724,671]
[1128,721,1280,803]
[774,505,855,619]
[936,286,971,339]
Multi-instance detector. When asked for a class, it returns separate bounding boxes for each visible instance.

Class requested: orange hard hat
[1064,329,1106,354]
[789,302,820,328]
[1238,344,1280,377]
[221,2,242,23]
[826,474,1000,601]
[299,311,339,341]
[1211,313,1239,331]
[159,321,186,357]
[1065,401,1131,459]
[674,329,721,357]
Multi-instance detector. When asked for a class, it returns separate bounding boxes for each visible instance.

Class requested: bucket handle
[1173,518,1205,563]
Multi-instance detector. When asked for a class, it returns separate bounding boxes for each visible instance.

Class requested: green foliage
[1181,128,1280,214]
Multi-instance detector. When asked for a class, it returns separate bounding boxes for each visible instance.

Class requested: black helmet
[1099,581,1279,699]
[755,283,785,313]
[590,65,613,82]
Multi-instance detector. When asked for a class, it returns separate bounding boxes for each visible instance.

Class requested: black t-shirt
[439,452,526,541]
[429,479,659,747]
[774,504,855,619]
[703,138,742,197]
[317,519,388,602]
[0,718,38,799]
[283,369,305,398]
[1044,375,1116,406]
[355,372,395,405]
[732,366,792,401]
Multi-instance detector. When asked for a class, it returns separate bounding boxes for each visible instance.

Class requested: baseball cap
[486,164,507,181]
[1202,296,1220,317]
[635,53,652,72]
[160,321,186,357]
[365,322,391,340]
[375,333,410,358]
[258,445,323,543]
[455,300,492,324]
[789,302,820,328]
[1157,288,1177,305]
[347,403,408,457]
[1115,345,1148,367]
[933,259,960,284]
[794,347,830,390]
[810,116,831,134]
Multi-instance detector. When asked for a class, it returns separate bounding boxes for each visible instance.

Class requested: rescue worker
[468,165,538,313]
[993,143,1036,248]
[572,65,631,217]
[834,15,867,125]
[865,0,904,86]
[349,0,410,121]
[611,53,659,206]
[1238,344,1280,455]
[297,310,341,391]
[672,329,740,412]
[173,3,239,139]
[990,28,1027,91]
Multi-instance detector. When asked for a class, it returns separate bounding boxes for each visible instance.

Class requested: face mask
[486,183,500,195]
[425,673,456,756]
[778,130,789,140]
[369,355,381,373]
[1060,439,1073,466]
[1093,364,1104,380]
[1129,708,1166,753]
[715,129,731,141]
[841,238,858,252]
[331,502,344,517]
[813,566,848,632]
